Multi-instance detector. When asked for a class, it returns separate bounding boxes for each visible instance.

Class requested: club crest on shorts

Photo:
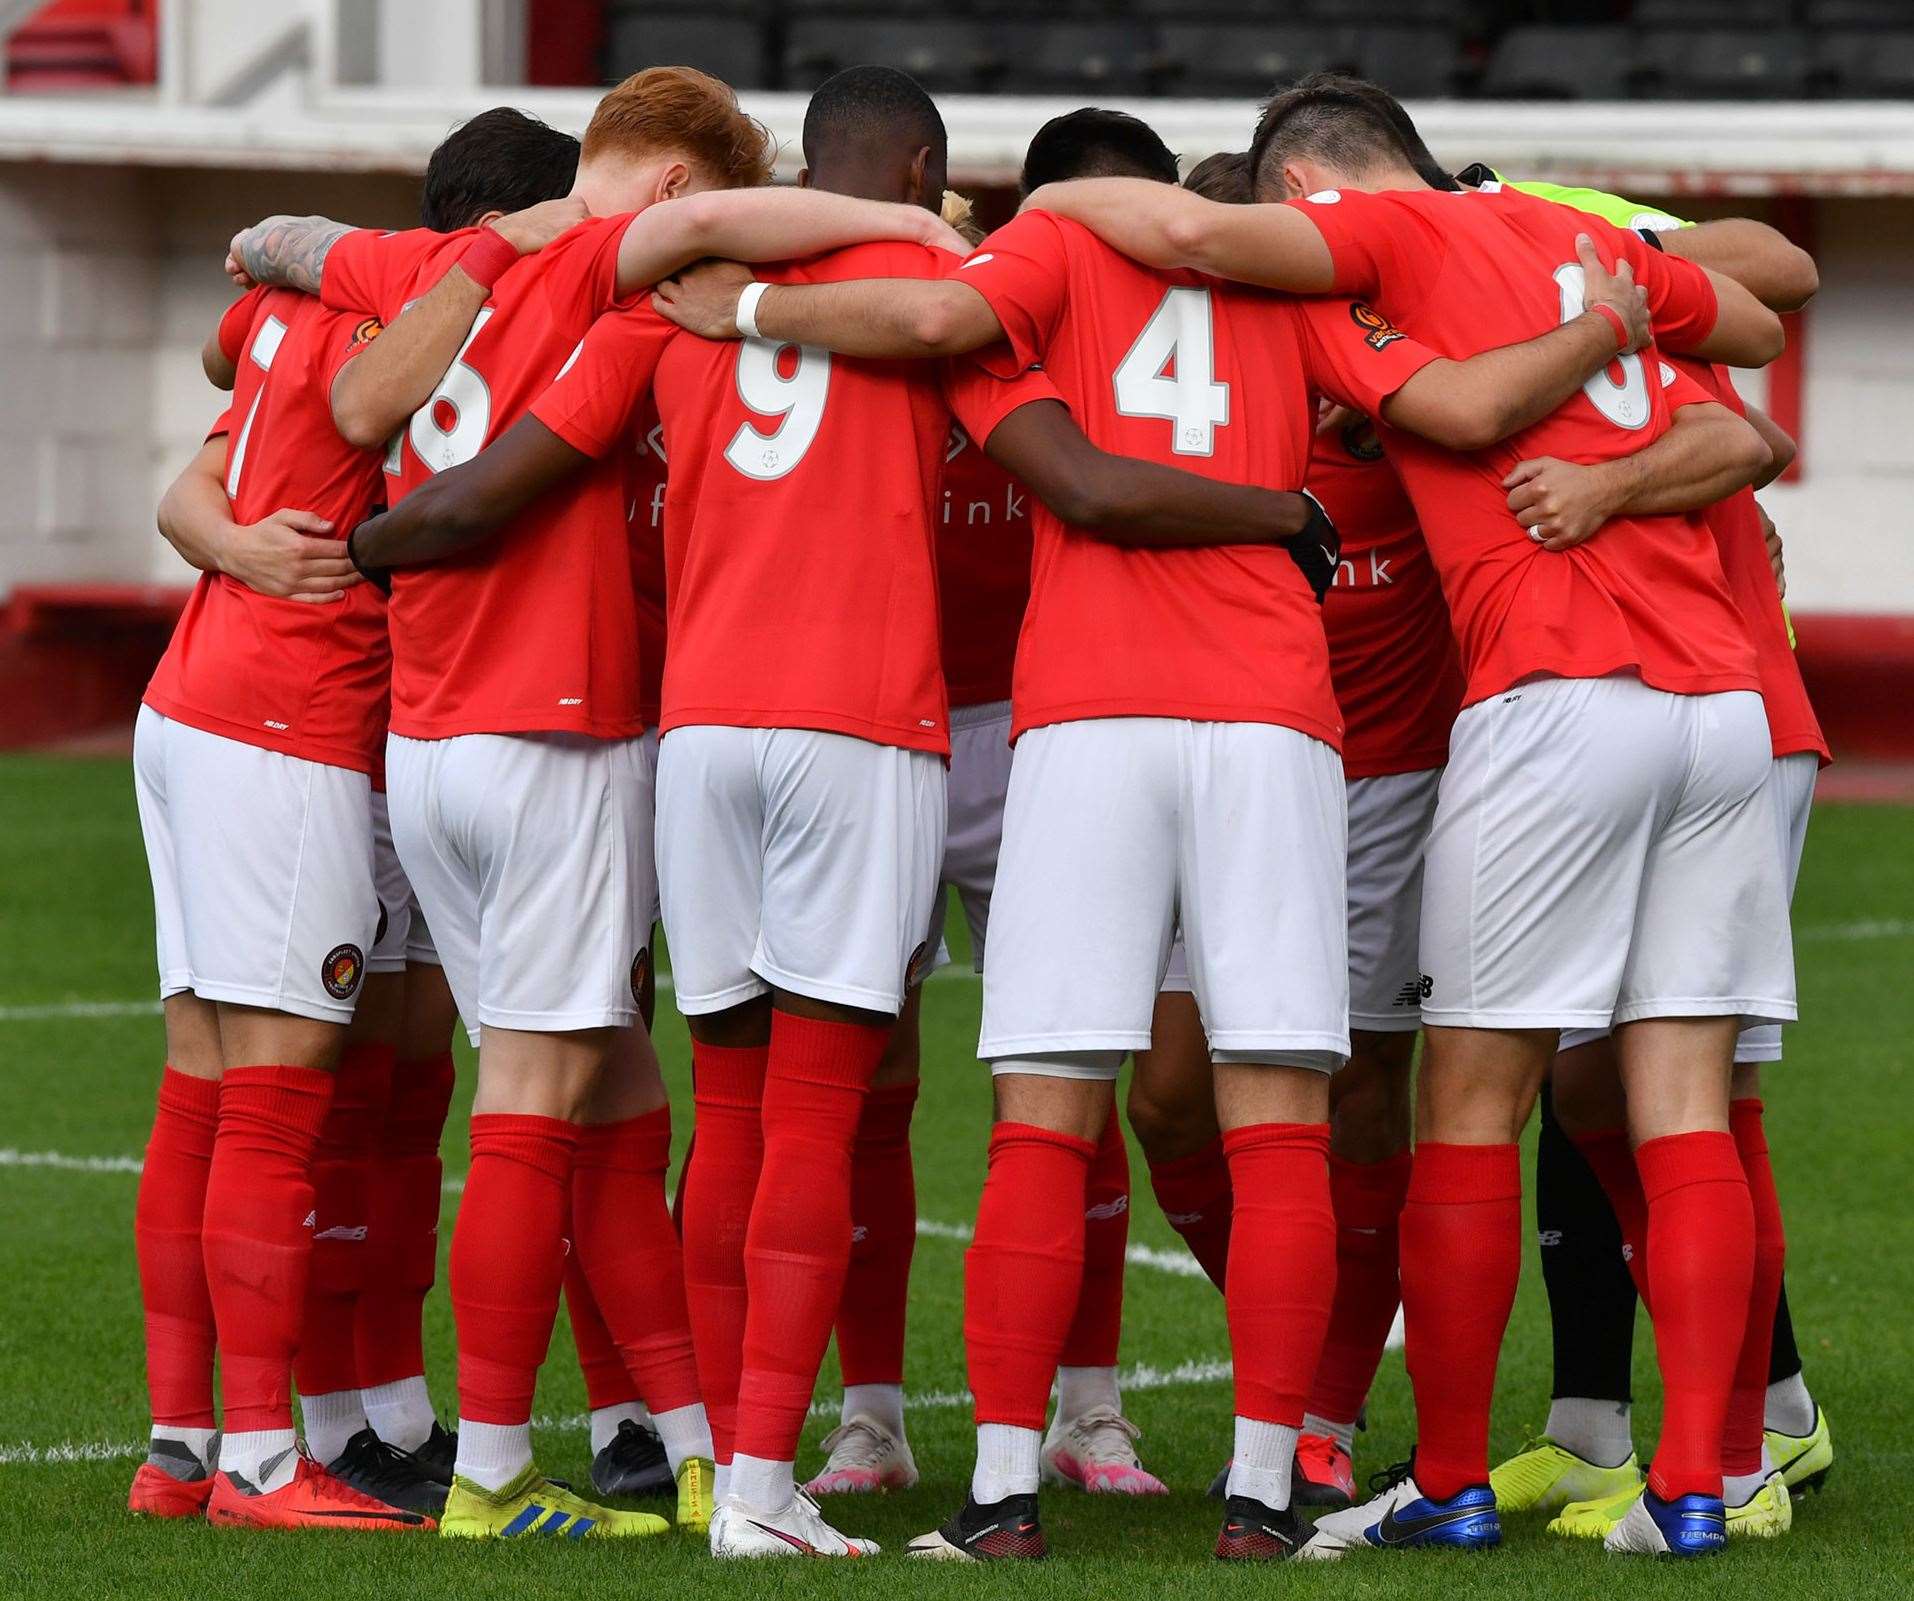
[630,947,652,1007]
[321,943,365,1000]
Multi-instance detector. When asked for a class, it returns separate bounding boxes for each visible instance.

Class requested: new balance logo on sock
[302,1210,317,1229]
[1086,1196,1129,1222]
[851,1225,869,1244]
[314,1224,368,1242]
[1164,1209,1205,1226]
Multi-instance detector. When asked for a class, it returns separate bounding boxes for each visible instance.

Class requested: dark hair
[1184,150,1253,205]
[802,65,947,170]
[421,107,579,231]
[1247,75,1423,201]
[1020,108,1178,195]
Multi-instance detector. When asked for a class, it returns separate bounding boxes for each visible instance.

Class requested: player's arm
[201,329,238,390]
[1745,400,1796,487]
[227,215,353,294]
[157,437,359,602]
[1020,178,1338,292]
[330,198,589,447]
[1678,267,1786,367]
[653,259,1006,357]
[983,399,1328,552]
[347,416,588,579]
[1380,237,1653,451]
[1503,401,1770,552]
[615,187,967,295]
[1659,220,1817,313]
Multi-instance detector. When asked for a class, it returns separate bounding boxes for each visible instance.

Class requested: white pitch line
[913,1214,1209,1280]
[0,1355,1236,1469]
[0,1148,145,1174]
[0,999,163,1021]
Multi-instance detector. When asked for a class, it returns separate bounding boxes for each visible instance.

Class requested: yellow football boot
[1491,1435,1642,1514]
[675,1456,714,1533]
[1765,1404,1834,1495]
[439,1463,671,1539]
[1725,1471,1792,1539]
[1547,1480,1641,1539]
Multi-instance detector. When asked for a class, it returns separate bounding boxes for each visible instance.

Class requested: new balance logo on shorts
[1393,974,1434,1008]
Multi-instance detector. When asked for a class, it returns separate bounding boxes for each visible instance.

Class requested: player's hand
[220,509,362,602]
[913,209,972,255]
[1503,456,1618,551]
[1576,234,1652,354]
[1760,503,1786,598]
[225,235,256,290]
[652,259,759,339]
[489,196,590,257]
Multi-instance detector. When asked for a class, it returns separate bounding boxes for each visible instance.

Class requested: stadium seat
[990,22,1158,94]
[4,0,157,92]
[1806,0,1914,25]
[784,19,993,93]
[1633,0,1795,24]
[1635,28,1811,99]
[1302,0,1473,24]
[1154,25,1357,98]
[606,9,770,89]
[1813,29,1914,96]
[1358,26,1464,98]
[1481,25,1634,98]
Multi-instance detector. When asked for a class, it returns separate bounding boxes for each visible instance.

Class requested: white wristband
[735,280,769,340]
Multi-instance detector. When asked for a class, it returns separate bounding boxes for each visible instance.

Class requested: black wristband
[347,523,392,595]
[1636,226,1666,252]
[1281,492,1342,604]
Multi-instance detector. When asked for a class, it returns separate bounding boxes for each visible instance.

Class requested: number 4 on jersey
[1113,286,1229,456]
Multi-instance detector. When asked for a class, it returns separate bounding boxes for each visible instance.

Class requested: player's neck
[1345,162,1430,195]
[808,162,923,210]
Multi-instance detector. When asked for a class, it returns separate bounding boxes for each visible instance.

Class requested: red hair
[582,67,771,190]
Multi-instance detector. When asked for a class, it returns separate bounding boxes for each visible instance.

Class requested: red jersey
[650,241,970,754]
[1311,411,1463,777]
[319,218,646,739]
[1672,359,1828,763]
[524,308,680,729]
[953,210,1440,745]
[1295,181,1758,707]
[936,367,1055,708]
[144,287,390,772]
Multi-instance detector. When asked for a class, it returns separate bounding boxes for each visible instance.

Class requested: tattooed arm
[226,215,353,295]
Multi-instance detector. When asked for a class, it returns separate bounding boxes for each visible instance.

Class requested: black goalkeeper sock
[1536,1093,1637,1404]
[1769,1274,1803,1385]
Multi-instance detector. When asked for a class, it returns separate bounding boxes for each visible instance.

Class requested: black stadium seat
[1805,0,1914,25]
[1481,25,1634,98]
[1358,25,1463,98]
[1632,0,1794,24]
[605,9,770,89]
[783,18,991,93]
[1813,29,1914,95]
[990,22,1157,93]
[1635,28,1810,99]
[1154,25,1356,98]
[1303,0,1472,24]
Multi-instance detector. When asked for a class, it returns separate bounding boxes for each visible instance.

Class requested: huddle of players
[124,55,1827,1563]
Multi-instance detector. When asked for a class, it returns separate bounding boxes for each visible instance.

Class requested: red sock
[966,1122,1095,1430]
[449,1113,579,1425]
[355,1050,455,1390]
[1223,1123,1335,1426]
[1399,1141,1522,1500]
[136,1067,222,1429]
[573,1108,703,1414]
[1059,1107,1130,1370]
[1146,1138,1233,1291]
[1638,1130,1754,1500]
[295,1042,391,1399]
[1570,1126,1652,1305]
[682,1040,768,1464]
[564,1251,636,1411]
[1307,1149,1412,1427]
[835,1081,919,1388]
[733,1012,888,1463]
[201,1065,334,1433]
[1723,1101,1785,1481]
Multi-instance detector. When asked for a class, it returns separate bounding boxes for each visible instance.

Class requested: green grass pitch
[2,752,1909,1597]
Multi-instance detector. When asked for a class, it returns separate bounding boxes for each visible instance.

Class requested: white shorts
[1158,767,1437,1034]
[638,726,662,930]
[1559,750,1817,1062]
[654,725,946,1017]
[981,717,1350,1073]
[386,731,654,1034]
[924,700,1014,973]
[133,705,377,1024]
[1421,675,1795,1032]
